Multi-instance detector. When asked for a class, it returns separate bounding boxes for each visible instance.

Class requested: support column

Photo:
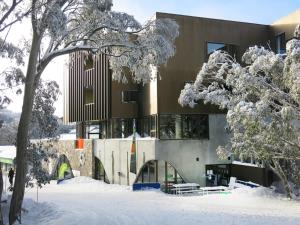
[175,115,182,139]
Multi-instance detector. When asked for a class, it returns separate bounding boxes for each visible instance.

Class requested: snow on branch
[29,0,179,84]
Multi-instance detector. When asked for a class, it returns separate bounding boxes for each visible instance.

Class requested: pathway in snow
[17,177,300,225]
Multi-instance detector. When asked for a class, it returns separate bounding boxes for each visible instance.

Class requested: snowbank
[15,177,300,225]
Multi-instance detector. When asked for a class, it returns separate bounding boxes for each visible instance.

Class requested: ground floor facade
[47,114,271,188]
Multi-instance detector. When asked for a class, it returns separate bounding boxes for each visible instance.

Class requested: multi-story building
[63,10,300,189]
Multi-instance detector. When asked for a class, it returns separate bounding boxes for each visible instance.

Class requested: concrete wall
[94,138,156,185]
[94,114,230,186]
[43,139,94,178]
[155,114,230,186]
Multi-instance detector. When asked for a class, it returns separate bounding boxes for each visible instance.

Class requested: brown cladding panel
[110,71,139,118]
[154,13,272,115]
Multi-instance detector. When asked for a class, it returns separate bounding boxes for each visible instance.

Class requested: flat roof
[155,11,268,26]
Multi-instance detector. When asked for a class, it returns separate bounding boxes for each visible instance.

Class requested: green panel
[0,158,13,164]
[58,163,70,179]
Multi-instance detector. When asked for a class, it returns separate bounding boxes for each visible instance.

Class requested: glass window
[150,115,157,137]
[207,42,226,55]
[159,115,176,139]
[139,116,157,138]
[276,33,285,54]
[110,118,134,138]
[84,87,93,105]
[159,114,209,140]
[182,114,209,139]
[207,42,238,59]
[99,121,107,139]
[122,90,138,103]
[140,117,150,137]
[84,123,100,139]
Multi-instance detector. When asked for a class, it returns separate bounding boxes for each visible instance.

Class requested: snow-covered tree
[26,140,57,188]
[30,80,60,139]
[179,26,300,198]
[0,119,18,144]
[0,0,29,32]
[0,0,26,110]
[0,35,25,109]
[0,0,27,110]
[8,0,179,224]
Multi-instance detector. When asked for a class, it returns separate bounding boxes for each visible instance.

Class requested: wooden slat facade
[66,52,111,122]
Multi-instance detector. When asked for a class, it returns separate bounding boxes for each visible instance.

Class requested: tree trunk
[270,159,292,199]
[0,170,4,225]
[9,33,41,225]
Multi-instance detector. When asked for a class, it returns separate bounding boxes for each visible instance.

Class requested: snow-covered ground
[4,177,300,225]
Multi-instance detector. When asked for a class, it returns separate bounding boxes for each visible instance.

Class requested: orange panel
[76,139,84,149]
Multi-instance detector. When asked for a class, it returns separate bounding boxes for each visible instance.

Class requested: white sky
[5,0,300,117]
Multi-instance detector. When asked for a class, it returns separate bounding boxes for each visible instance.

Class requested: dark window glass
[182,114,209,139]
[206,164,230,187]
[159,115,176,139]
[227,45,238,58]
[84,87,93,105]
[99,121,107,139]
[159,114,209,140]
[150,115,157,137]
[110,118,134,138]
[140,117,150,137]
[140,116,157,138]
[122,90,138,103]
[276,33,285,54]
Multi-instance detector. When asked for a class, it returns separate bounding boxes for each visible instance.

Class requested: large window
[182,114,209,139]
[159,114,209,140]
[159,115,183,139]
[84,86,93,105]
[109,118,134,138]
[84,122,108,139]
[207,42,238,59]
[135,160,184,193]
[140,115,157,138]
[276,33,285,54]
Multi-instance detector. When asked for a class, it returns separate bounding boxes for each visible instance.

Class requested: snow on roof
[69,129,76,134]
[232,160,262,168]
[0,145,16,159]
[125,132,156,140]
[59,133,77,140]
